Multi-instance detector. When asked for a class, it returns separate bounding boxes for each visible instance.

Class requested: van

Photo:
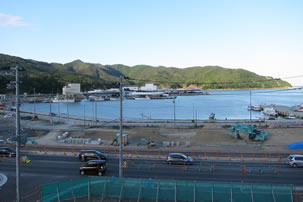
[287,154,303,168]
[80,160,106,176]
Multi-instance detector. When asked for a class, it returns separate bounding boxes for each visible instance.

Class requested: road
[1,154,303,201]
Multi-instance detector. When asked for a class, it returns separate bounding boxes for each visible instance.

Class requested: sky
[1,0,303,86]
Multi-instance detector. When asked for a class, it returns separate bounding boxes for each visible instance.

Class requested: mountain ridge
[0,53,291,94]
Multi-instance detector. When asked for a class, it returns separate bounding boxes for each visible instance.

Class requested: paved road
[1,155,303,201]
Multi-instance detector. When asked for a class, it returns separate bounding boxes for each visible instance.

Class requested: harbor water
[20,89,303,121]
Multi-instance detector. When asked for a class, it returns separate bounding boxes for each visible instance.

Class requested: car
[285,114,296,119]
[0,147,16,157]
[80,160,106,176]
[166,153,194,165]
[78,150,108,161]
[49,112,56,117]
[4,114,13,118]
[287,154,303,168]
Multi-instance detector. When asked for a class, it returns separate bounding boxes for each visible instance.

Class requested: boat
[134,96,151,100]
[81,98,90,102]
[262,107,277,116]
[262,107,277,120]
[247,105,262,111]
[292,104,303,112]
[110,97,120,101]
[96,97,105,101]
[52,97,75,103]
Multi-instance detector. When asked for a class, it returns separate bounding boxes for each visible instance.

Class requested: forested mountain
[0,53,291,94]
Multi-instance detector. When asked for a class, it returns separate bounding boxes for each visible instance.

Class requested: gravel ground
[1,111,303,153]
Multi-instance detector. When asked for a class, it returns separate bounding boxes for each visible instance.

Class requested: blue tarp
[288,142,303,149]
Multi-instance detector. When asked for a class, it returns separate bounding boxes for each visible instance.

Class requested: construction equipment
[231,124,268,141]
[111,134,128,146]
[137,138,156,147]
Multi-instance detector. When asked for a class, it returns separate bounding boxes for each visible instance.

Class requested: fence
[40,177,293,202]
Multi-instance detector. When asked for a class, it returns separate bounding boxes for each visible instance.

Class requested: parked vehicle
[78,150,108,161]
[0,147,16,157]
[49,112,56,116]
[285,114,296,119]
[80,160,106,176]
[287,154,303,168]
[166,153,193,165]
[4,114,13,118]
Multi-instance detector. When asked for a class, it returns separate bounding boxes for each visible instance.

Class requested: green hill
[0,53,291,94]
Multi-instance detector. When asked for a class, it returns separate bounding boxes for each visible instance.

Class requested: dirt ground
[1,113,303,152]
[64,123,303,151]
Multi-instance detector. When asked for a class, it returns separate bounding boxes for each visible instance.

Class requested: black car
[166,153,194,165]
[0,147,16,157]
[80,160,106,176]
[78,150,108,161]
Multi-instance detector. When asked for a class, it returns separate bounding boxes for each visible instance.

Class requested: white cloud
[0,13,26,27]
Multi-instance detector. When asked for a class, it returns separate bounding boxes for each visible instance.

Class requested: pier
[273,105,303,119]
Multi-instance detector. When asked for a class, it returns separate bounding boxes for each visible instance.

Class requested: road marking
[0,173,8,187]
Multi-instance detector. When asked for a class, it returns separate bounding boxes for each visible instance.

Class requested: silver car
[287,154,303,168]
[166,153,194,165]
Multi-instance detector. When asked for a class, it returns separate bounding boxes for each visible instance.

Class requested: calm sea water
[20,89,303,120]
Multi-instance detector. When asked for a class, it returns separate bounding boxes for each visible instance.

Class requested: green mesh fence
[40,177,293,202]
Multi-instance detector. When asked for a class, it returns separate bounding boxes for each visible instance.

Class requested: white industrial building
[62,83,81,95]
[140,84,158,91]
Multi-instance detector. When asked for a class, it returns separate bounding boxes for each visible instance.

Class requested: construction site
[1,110,303,157]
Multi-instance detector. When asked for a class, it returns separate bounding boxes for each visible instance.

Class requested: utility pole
[95,101,98,125]
[193,104,195,121]
[67,103,69,125]
[83,105,86,127]
[91,101,94,125]
[58,103,60,123]
[173,99,176,125]
[49,96,52,124]
[250,91,252,122]
[33,88,36,117]
[11,66,22,202]
[119,76,123,177]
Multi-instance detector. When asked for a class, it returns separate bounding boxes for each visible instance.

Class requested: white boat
[262,107,277,120]
[52,97,75,103]
[262,107,277,116]
[248,105,262,111]
[292,104,303,112]
[81,98,90,102]
[134,96,151,100]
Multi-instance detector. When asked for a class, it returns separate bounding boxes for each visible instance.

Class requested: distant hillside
[0,53,291,94]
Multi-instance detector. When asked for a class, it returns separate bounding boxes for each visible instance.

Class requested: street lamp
[250,91,252,122]
[119,76,124,177]
[8,65,23,202]
[173,99,176,125]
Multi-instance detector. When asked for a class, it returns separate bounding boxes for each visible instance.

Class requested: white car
[4,114,13,118]
[287,155,303,168]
